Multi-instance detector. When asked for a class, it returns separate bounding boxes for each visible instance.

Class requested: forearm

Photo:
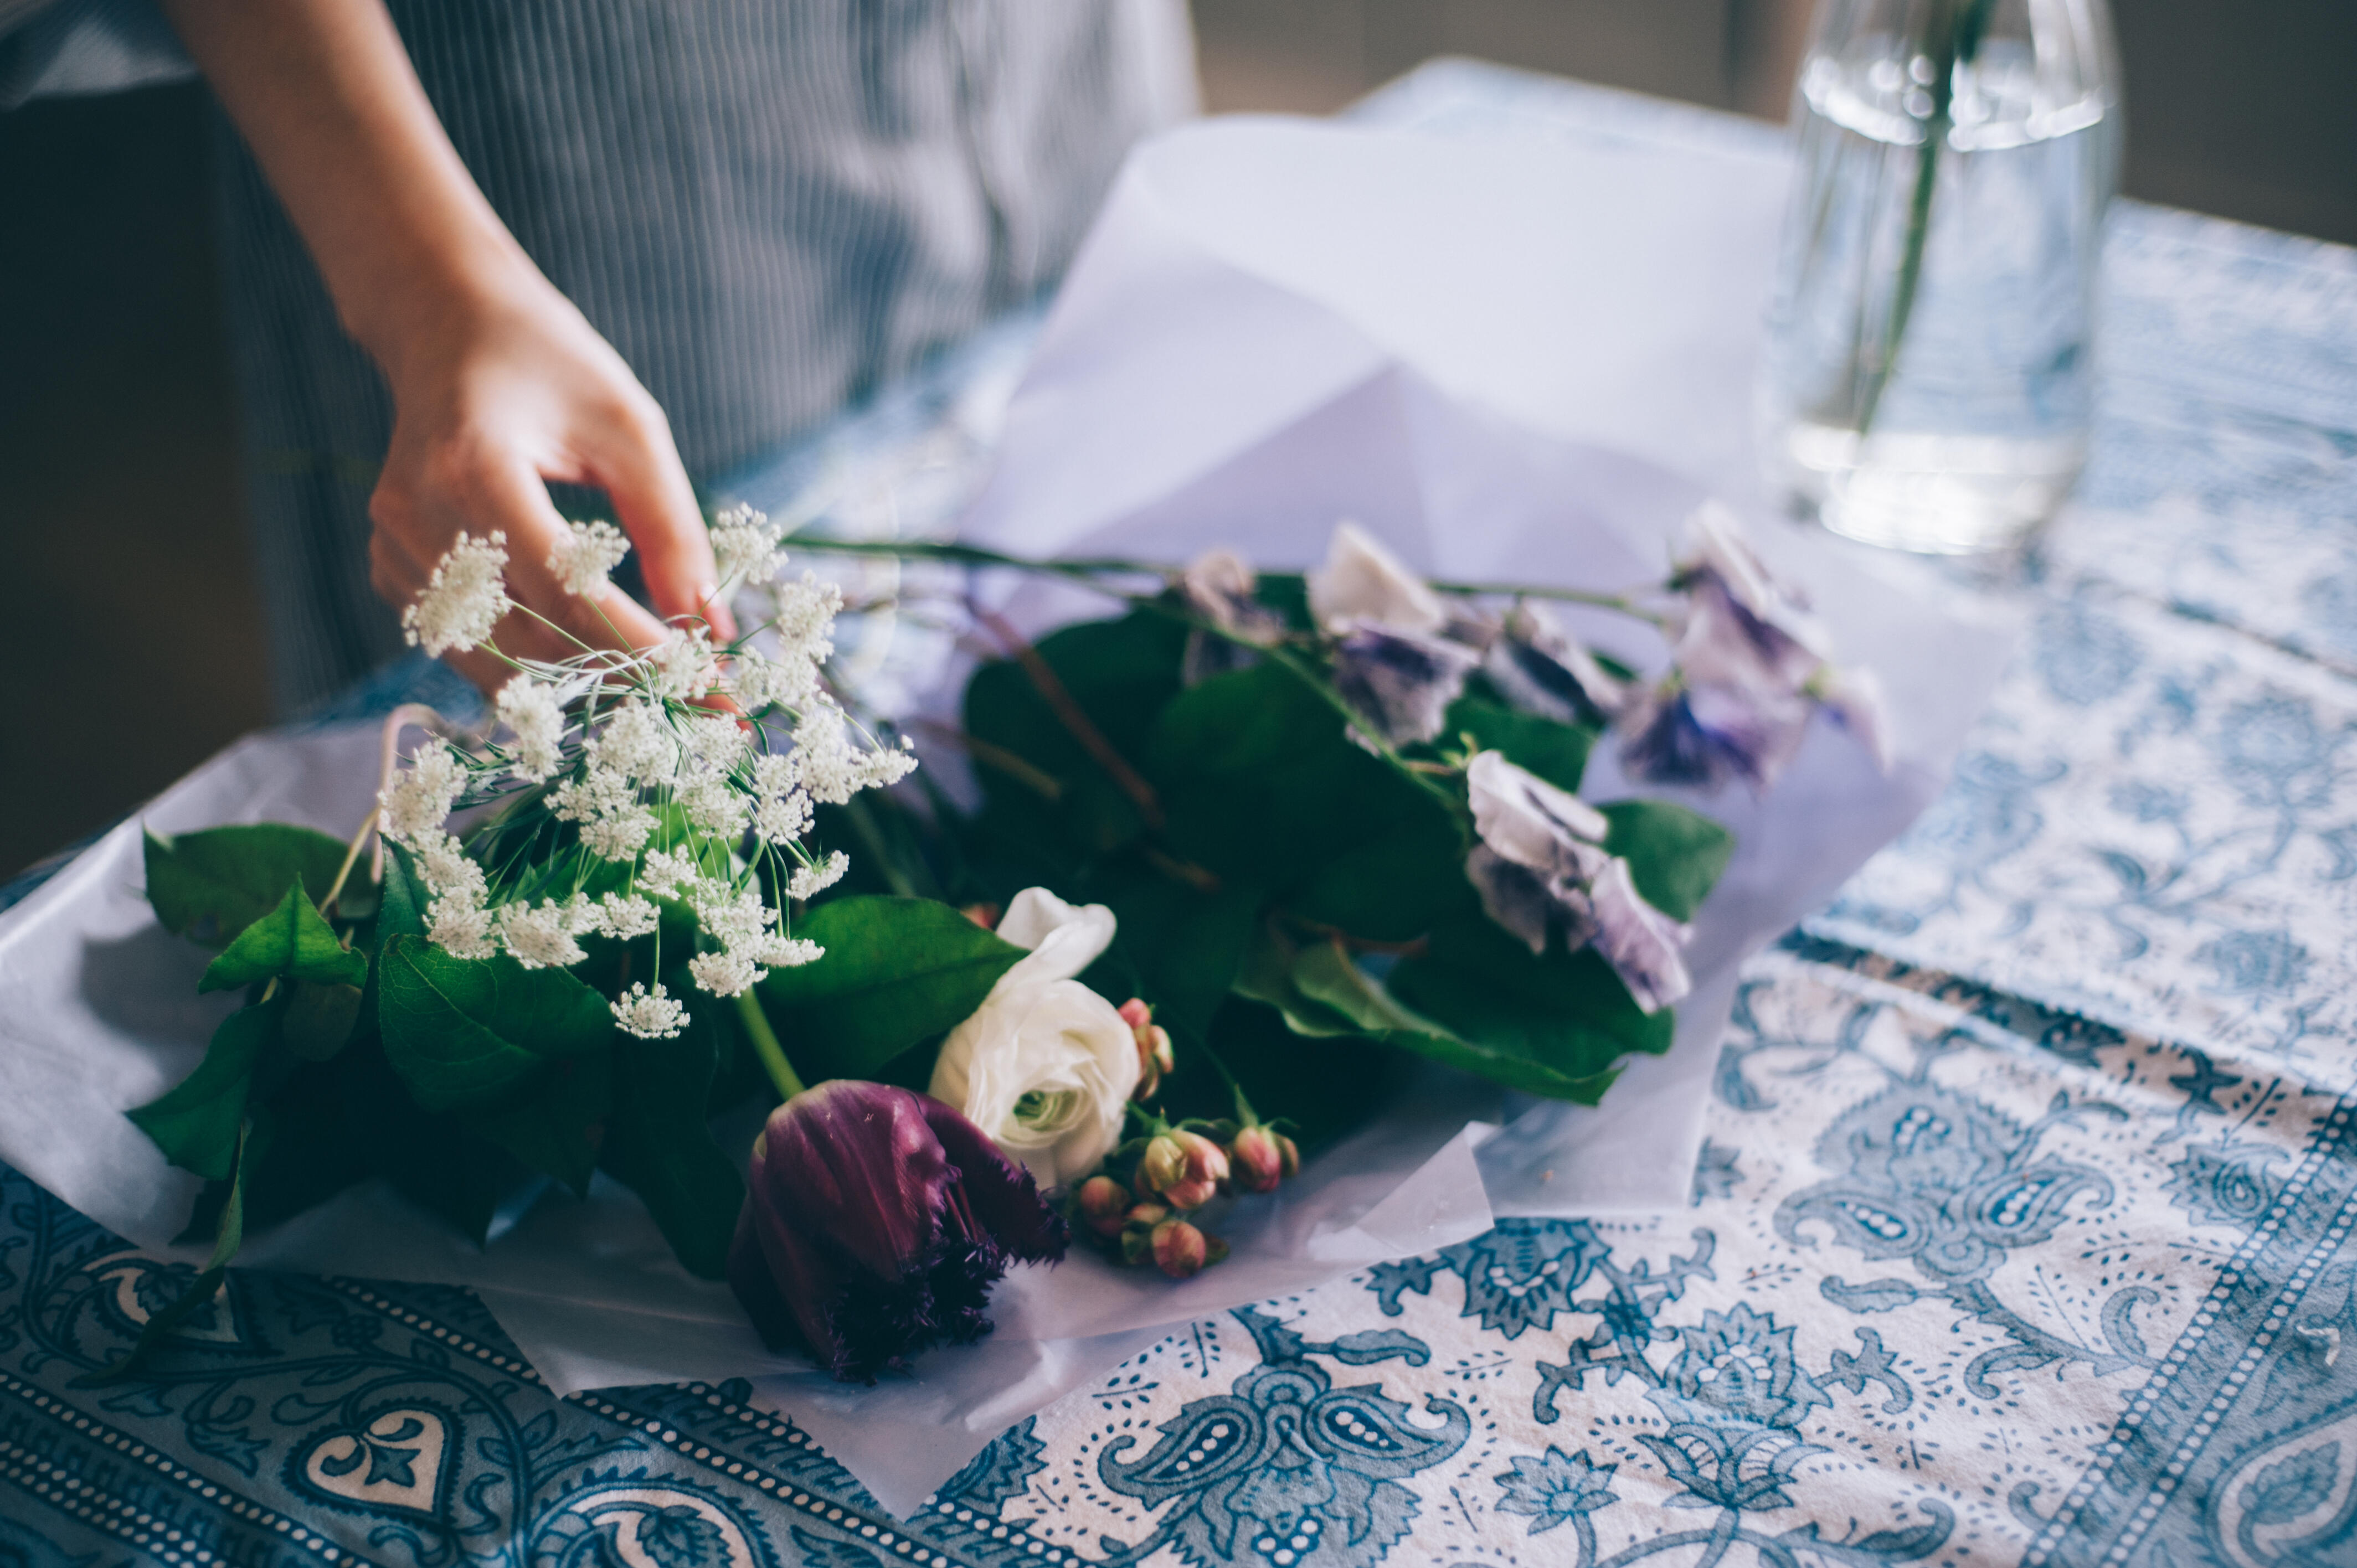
[157,0,534,378]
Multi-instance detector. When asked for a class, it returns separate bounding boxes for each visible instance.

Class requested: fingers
[584,391,734,641]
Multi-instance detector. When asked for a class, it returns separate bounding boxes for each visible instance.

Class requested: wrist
[340,233,548,388]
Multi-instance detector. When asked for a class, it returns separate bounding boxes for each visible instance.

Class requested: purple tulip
[1331,621,1483,745]
[728,1080,1067,1383]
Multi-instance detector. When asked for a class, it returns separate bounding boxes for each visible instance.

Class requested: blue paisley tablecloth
[6,60,2356,1568]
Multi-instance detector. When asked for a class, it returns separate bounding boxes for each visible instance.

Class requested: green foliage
[127,1001,279,1181]
[1446,698,1596,794]
[601,989,744,1280]
[1602,799,1736,922]
[753,896,1026,1082]
[198,881,368,994]
[377,935,613,1112]
[145,823,349,947]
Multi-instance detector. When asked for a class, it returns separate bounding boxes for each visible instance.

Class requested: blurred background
[3,0,2352,879]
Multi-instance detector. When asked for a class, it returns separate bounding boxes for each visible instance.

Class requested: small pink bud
[1117,998,1152,1031]
[1077,1177,1130,1239]
[1151,1218,1208,1278]
[1136,1134,1186,1195]
[1277,1134,1301,1179]
[1229,1125,1284,1194]
[960,902,1002,931]
[1170,1128,1229,1185]
[1163,1176,1219,1211]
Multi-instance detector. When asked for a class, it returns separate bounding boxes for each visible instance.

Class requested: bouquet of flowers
[119,500,1885,1384]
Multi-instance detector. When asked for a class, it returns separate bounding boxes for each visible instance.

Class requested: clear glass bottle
[1759,0,2123,554]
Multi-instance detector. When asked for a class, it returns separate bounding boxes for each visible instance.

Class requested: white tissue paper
[0,115,2011,1515]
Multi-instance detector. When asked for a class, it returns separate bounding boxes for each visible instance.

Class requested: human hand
[363,268,733,695]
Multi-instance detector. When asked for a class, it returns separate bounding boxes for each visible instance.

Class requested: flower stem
[1851,0,1998,441]
[735,991,806,1101]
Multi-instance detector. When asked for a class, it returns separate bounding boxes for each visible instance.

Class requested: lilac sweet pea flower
[1177,549,1286,684]
[1485,601,1627,726]
[1617,504,1888,792]
[1462,751,1694,1013]
[728,1080,1067,1383]
[1332,622,1483,745]
[1306,521,1448,635]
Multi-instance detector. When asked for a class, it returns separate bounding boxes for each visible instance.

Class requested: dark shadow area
[0,81,270,881]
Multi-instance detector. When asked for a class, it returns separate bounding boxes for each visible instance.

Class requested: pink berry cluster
[1071,1074,1302,1281]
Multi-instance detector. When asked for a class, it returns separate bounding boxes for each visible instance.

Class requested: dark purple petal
[918,1094,1069,1265]
[1586,857,1692,1013]
[728,1080,1068,1383]
[1331,622,1481,745]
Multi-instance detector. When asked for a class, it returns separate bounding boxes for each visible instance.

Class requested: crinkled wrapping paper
[0,116,2010,1515]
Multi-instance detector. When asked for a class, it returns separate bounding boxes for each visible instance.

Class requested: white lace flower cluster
[378,504,915,1039]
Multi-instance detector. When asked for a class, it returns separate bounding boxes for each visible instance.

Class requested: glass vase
[1759,0,2123,554]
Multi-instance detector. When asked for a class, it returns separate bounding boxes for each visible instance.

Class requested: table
[4,60,2354,1568]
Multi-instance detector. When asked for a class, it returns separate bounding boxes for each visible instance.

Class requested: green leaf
[198,882,368,994]
[1233,924,1360,1039]
[127,1002,277,1180]
[1092,875,1264,1049]
[1447,699,1597,795]
[377,842,429,945]
[753,895,1025,1081]
[145,823,350,948]
[1149,662,1452,890]
[377,935,614,1112]
[1600,800,1736,922]
[602,991,744,1280]
[464,1051,612,1196]
[1281,814,1470,943]
[1387,911,1668,1103]
[338,1036,522,1244]
[282,979,364,1061]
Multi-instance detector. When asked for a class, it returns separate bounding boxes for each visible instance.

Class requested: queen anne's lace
[548,519,631,599]
[611,982,686,1040]
[401,531,512,656]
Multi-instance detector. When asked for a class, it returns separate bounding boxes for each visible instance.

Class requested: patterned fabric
[3,60,2355,1568]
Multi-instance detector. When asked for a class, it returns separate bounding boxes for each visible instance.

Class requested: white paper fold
[0,115,2011,1514]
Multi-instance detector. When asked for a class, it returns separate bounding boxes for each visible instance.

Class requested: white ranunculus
[1306,520,1448,635]
[929,888,1139,1189]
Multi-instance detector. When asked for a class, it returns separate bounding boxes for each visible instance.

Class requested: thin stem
[976,607,1167,831]
[735,991,806,1101]
[794,538,1661,619]
[321,808,377,915]
[1851,0,1998,441]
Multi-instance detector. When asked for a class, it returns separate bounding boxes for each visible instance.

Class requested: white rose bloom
[929,887,1139,1189]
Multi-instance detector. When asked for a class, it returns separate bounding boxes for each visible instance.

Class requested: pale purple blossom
[1306,522,1447,635]
[1460,751,1694,1013]
[1331,622,1481,745]
[1617,504,1887,792]
[1485,602,1627,726]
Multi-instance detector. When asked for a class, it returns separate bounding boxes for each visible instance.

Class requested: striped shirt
[6,0,1196,709]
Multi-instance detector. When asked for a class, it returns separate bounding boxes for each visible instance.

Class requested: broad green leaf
[377,935,614,1112]
[1233,924,1360,1039]
[1149,662,1449,890]
[963,612,1188,858]
[338,1036,523,1244]
[1447,699,1597,795]
[603,991,743,1280]
[145,823,349,948]
[1156,996,1397,1152]
[282,979,364,1061]
[465,1051,611,1196]
[376,842,429,945]
[753,895,1026,1080]
[1387,911,1667,1103]
[1241,926,1622,1101]
[1601,800,1736,922]
[1093,875,1264,1049]
[199,882,367,994]
[1281,814,1470,943]
[127,1002,276,1180]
